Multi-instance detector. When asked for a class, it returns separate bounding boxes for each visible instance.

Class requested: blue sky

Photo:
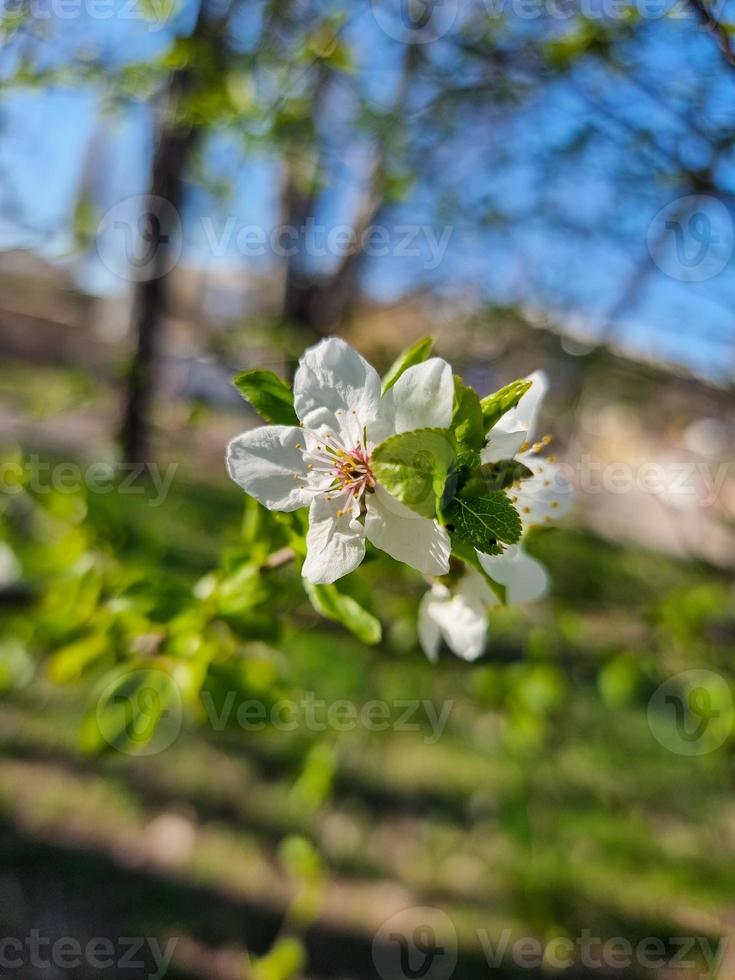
[0,0,733,381]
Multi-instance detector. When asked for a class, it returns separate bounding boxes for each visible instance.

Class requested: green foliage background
[0,374,733,976]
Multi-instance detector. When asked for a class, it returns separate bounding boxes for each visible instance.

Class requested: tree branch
[686,0,735,69]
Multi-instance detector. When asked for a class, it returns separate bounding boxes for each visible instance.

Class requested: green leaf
[452,380,484,456]
[304,581,382,645]
[0,640,34,694]
[480,379,532,432]
[46,631,108,684]
[463,459,534,496]
[290,744,337,813]
[280,834,325,882]
[372,428,456,518]
[251,937,306,980]
[233,369,299,426]
[381,336,433,394]
[443,492,522,553]
[80,666,181,756]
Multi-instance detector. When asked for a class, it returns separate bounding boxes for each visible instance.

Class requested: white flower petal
[294,337,382,429]
[371,357,454,443]
[482,370,549,463]
[458,567,500,607]
[481,427,528,464]
[226,426,311,512]
[302,493,365,584]
[365,485,450,575]
[477,544,549,603]
[442,595,489,661]
[417,585,447,662]
[497,370,548,440]
[514,456,574,525]
[420,576,489,662]
[0,543,20,587]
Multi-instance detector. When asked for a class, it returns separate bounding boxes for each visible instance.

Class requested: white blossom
[476,370,573,571]
[417,543,549,663]
[482,370,573,526]
[418,569,498,662]
[227,337,453,585]
[478,544,549,603]
[418,373,569,663]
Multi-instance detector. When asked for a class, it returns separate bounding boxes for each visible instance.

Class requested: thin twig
[262,546,296,571]
[686,0,735,69]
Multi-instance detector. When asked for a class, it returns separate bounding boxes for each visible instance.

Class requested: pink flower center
[331,444,375,500]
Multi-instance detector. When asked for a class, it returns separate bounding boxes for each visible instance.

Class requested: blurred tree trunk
[119,87,196,466]
[280,46,419,338]
[281,150,386,335]
[119,0,225,466]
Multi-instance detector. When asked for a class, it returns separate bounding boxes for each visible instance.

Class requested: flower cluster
[227,337,572,662]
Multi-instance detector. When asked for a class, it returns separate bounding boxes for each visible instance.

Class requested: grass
[0,440,734,978]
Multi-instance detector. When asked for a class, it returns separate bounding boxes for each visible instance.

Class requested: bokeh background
[0,0,734,977]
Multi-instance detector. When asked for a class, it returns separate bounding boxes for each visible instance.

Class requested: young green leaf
[452,380,485,456]
[372,428,456,518]
[381,336,433,394]
[443,491,522,553]
[304,581,382,645]
[233,369,299,426]
[46,631,108,684]
[251,936,306,980]
[462,459,534,496]
[480,379,532,432]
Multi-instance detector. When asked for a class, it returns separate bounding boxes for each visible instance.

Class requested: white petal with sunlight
[226,425,311,512]
[364,485,450,576]
[372,358,454,441]
[294,337,382,429]
[302,493,366,584]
